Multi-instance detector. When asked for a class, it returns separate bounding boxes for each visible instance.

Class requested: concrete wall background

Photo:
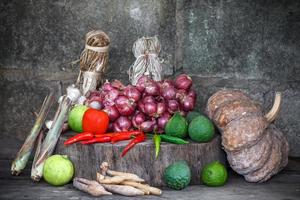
[0,0,299,158]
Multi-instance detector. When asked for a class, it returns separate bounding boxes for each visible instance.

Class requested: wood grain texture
[55,132,226,186]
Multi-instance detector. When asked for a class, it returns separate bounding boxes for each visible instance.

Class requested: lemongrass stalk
[31,129,45,178]
[11,93,54,175]
[31,85,80,181]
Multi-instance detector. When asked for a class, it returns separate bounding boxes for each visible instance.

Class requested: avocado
[163,160,191,190]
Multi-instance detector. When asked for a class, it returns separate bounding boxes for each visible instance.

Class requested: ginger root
[73,177,112,196]
[121,181,162,196]
[102,184,144,196]
[100,162,145,182]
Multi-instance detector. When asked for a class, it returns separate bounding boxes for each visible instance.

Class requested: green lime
[186,111,201,123]
[43,155,74,186]
[165,112,188,138]
[163,161,191,190]
[201,161,228,187]
[68,105,88,132]
[188,115,215,142]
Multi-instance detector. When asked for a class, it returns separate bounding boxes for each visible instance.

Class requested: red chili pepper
[121,133,146,157]
[64,132,94,145]
[111,131,143,144]
[94,133,114,138]
[81,136,111,145]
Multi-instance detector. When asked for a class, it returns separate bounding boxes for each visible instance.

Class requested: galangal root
[98,162,162,196]
[73,177,112,197]
[73,162,162,197]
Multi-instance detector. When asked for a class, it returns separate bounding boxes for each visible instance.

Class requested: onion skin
[157,112,171,130]
[113,116,132,131]
[144,102,157,117]
[145,80,160,96]
[143,96,156,104]
[124,85,141,102]
[140,119,157,133]
[167,100,180,114]
[103,105,120,122]
[174,74,193,90]
[156,102,166,117]
[180,95,196,111]
[138,101,145,113]
[132,112,146,128]
[102,80,114,91]
[136,75,150,92]
[161,86,176,100]
[115,95,136,116]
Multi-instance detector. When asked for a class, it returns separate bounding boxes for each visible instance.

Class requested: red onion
[103,88,119,106]
[188,89,197,99]
[144,102,157,117]
[180,95,196,111]
[145,80,159,96]
[143,96,156,104]
[136,75,150,92]
[102,80,114,91]
[160,80,174,89]
[157,112,171,130]
[115,95,136,116]
[176,89,187,101]
[174,74,193,90]
[167,100,180,114]
[124,85,141,102]
[113,116,132,132]
[156,102,166,117]
[132,112,146,128]
[103,105,120,121]
[138,101,145,113]
[140,119,157,132]
[161,85,176,100]
[111,79,125,90]
[88,101,104,110]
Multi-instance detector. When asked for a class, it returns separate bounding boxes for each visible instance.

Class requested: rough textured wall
[0,0,299,158]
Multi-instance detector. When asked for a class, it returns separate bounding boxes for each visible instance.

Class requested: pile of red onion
[84,74,196,133]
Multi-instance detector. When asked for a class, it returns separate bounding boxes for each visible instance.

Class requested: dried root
[73,177,112,196]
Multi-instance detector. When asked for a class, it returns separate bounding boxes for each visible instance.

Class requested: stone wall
[1,0,299,158]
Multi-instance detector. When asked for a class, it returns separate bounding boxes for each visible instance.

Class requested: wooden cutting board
[55,132,226,186]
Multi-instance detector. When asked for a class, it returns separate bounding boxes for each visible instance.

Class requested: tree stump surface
[55,132,226,186]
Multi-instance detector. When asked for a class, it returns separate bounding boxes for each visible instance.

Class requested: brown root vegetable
[73,177,112,196]
[100,162,145,182]
[96,173,126,184]
[102,184,144,196]
[121,181,162,196]
[206,90,289,182]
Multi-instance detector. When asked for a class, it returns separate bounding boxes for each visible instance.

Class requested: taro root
[206,90,289,182]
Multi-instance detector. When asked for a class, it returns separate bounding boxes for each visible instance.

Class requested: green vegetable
[163,160,191,190]
[160,134,189,144]
[188,115,215,142]
[68,105,88,132]
[201,161,228,187]
[153,134,161,159]
[43,155,74,186]
[165,112,188,138]
[186,111,201,123]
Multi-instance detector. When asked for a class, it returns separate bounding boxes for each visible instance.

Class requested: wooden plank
[55,133,226,186]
